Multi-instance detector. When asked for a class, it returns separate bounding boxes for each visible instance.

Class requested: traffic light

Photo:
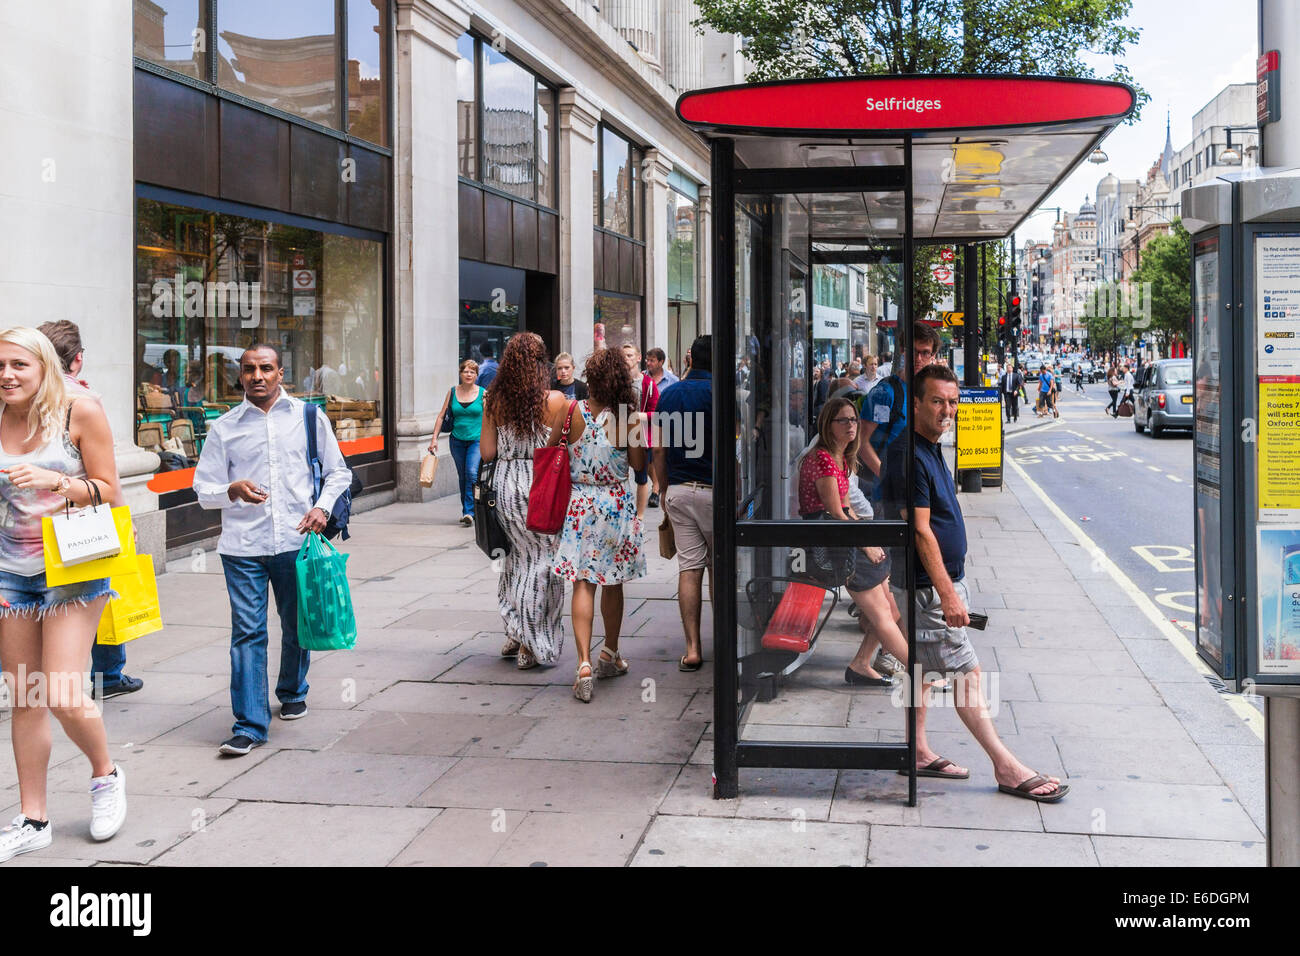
[1008,295,1022,335]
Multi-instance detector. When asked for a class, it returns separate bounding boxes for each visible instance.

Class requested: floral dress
[551,402,645,585]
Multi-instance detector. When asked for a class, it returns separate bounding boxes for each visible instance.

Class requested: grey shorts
[890,578,979,676]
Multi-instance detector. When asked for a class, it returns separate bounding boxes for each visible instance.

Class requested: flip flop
[998,773,1069,803]
[678,655,703,672]
[897,757,969,779]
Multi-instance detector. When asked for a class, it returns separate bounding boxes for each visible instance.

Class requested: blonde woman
[0,327,127,863]
[550,352,588,401]
[430,359,485,526]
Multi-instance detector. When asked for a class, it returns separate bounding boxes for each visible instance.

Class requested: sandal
[573,662,594,702]
[501,638,522,658]
[678,655,703,672]
[594,646,629,678]
[897,757,970,779]
[516,645,538,670]
[998,773,1068,803]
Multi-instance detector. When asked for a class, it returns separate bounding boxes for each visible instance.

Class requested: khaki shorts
[889,578,979,675]
[664,483,714,571]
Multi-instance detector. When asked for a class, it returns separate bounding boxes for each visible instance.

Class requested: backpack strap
[304,402,322,499]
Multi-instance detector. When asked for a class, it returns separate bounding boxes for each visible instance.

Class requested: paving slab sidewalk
[0,457,1265,866]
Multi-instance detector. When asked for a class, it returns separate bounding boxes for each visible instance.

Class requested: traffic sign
[292,269,316,291]
[940,311,964,327]
[932,267,954,286]
[939,248,955,262]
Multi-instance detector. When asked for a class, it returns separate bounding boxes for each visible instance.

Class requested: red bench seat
[760,582,829,654]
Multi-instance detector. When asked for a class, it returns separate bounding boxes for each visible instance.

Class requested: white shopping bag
[50,502,122,566]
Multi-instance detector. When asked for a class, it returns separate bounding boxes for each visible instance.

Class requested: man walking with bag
[193,345,353,755]
[998,360,1025,424]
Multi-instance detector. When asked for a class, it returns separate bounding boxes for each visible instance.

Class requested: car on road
[1134,358,1194,436]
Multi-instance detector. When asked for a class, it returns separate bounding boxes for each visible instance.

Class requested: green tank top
[449,386,484,442]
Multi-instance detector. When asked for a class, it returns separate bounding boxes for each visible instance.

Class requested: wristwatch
[54,474,72,497]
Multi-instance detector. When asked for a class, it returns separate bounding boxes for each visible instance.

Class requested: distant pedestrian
[622,344,659,510]
[550,352,588,401]
[653,335,713,672]
[480,332,569,669]
[475,342,499,388]
[0,326,128,862]
[1106,365,1122,417]
[999,360,1025,424]
[430,360,485,526]
[877,352,893,379]
[854,355,878,391]
[645,348,678,390]
[193,344,353,756]
[37,320,144,701]
[1036,365,1053,417]
[1121,364,1135,407]
[550,348,647,702]
[885,364,1067,801]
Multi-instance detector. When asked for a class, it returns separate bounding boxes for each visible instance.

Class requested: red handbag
[527,400,578,534]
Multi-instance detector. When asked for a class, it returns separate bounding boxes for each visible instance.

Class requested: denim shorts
[0,569,116,619]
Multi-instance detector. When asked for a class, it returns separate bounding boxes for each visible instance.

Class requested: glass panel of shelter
[732,190,910,748]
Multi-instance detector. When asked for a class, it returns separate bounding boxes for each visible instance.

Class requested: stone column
[0,0,164,558]
[697,185,713,333]
[557,90,600,360]
[392,0,470,501]
[642,149,673,356]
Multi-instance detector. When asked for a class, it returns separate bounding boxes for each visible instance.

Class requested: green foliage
[867,244,952,319]
[1129,218,1191,350]
[694,0,1148,118]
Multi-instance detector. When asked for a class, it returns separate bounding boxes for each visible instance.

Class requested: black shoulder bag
[473,458,512,559]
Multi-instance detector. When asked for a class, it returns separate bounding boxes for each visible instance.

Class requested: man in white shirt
[193,345,353,756]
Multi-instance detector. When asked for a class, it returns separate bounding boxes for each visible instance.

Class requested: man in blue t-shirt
[476,342,499,388]
[858,321,941,501]
[884,364,1067,802]
[653,335,714,672]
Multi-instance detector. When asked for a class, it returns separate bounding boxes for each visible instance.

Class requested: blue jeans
[449,436,481,517]
[91,642,126,685]
[220,551,310,743]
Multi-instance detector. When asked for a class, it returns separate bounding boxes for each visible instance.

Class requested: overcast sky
[1014,0,1259,247]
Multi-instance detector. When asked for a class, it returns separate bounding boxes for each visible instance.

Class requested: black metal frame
[711,136,919,804]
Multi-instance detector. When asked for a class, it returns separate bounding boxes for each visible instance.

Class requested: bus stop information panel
[677,75,1136,799]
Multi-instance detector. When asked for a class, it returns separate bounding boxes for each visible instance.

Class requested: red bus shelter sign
[677,75,1135,135]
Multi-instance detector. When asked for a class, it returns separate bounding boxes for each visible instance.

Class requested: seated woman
[798,397,909,687]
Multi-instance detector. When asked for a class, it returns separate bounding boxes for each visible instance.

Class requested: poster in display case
[1257,526,1300,675]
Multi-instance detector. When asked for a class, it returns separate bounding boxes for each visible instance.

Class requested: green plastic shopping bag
[295,532,358,651]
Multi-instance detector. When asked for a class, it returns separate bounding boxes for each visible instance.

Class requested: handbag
[97,554,163,646]
[658,512,676,560]
[473,457,512,558]
[440,388,455,434]
[295,532,357,651]
[419,453,439,488]
[1116,398,1134,418]
[42,485,138,586]
[792,512,855,589]
[526,400,577,535]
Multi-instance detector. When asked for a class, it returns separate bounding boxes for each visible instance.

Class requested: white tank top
[0,403,87,576]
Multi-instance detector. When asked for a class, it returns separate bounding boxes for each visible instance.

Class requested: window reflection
[602,126,632,235]
[346,0,388,145]
[482,46,536,201]
[456,34,476,179]
[217,0,341,129]
[595,295,641,354]
[134,0,205,78]
[537,82,553,207]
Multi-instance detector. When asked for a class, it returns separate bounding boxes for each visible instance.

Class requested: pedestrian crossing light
[1009,296,1021,333]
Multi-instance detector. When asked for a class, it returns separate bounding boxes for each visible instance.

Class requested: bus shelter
[675,75,1135,800]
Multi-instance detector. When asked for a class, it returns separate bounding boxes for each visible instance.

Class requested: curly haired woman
[480,333,569,669]
[548,348,647,702]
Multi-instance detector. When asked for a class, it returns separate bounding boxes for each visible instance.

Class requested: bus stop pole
[1258,0,1300,866]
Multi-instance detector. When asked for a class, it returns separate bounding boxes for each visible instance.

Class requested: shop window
[601,126,633,236]
[134,0,206,78]
[216,0,341,130]
[595,294,642,354]
[135,197,385,489]
[537,82,554,208]
[346,0,389,146]
[667,186,697,302]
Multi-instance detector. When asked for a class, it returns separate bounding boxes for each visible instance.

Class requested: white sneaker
[89,765,127,841]
[0,814,53,863]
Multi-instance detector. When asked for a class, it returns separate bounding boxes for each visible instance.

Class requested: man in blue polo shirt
[653,335,713,673]
[885,364,1067,803]
[858,321,941,501]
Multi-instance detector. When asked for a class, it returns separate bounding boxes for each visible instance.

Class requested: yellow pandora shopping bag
[41,505,137,586]
[96,554,163,646]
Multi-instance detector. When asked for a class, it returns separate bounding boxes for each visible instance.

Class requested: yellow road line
[1005,457,1264,740]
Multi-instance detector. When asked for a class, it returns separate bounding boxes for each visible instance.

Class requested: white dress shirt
[193,389,353,556]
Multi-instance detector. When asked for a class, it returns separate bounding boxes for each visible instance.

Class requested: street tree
[1129,218,1191,355]
[695,0,1147,114]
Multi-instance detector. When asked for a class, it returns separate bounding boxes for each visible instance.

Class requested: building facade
[3,0,739,557]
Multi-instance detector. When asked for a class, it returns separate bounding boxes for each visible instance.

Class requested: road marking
[1166,474,1183,483]
[1006,457,1264,741]
[1132,545,1195,573]
[1131,457,1143,463]
[1155,591,1196,614]
[1147,465,1161,472]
